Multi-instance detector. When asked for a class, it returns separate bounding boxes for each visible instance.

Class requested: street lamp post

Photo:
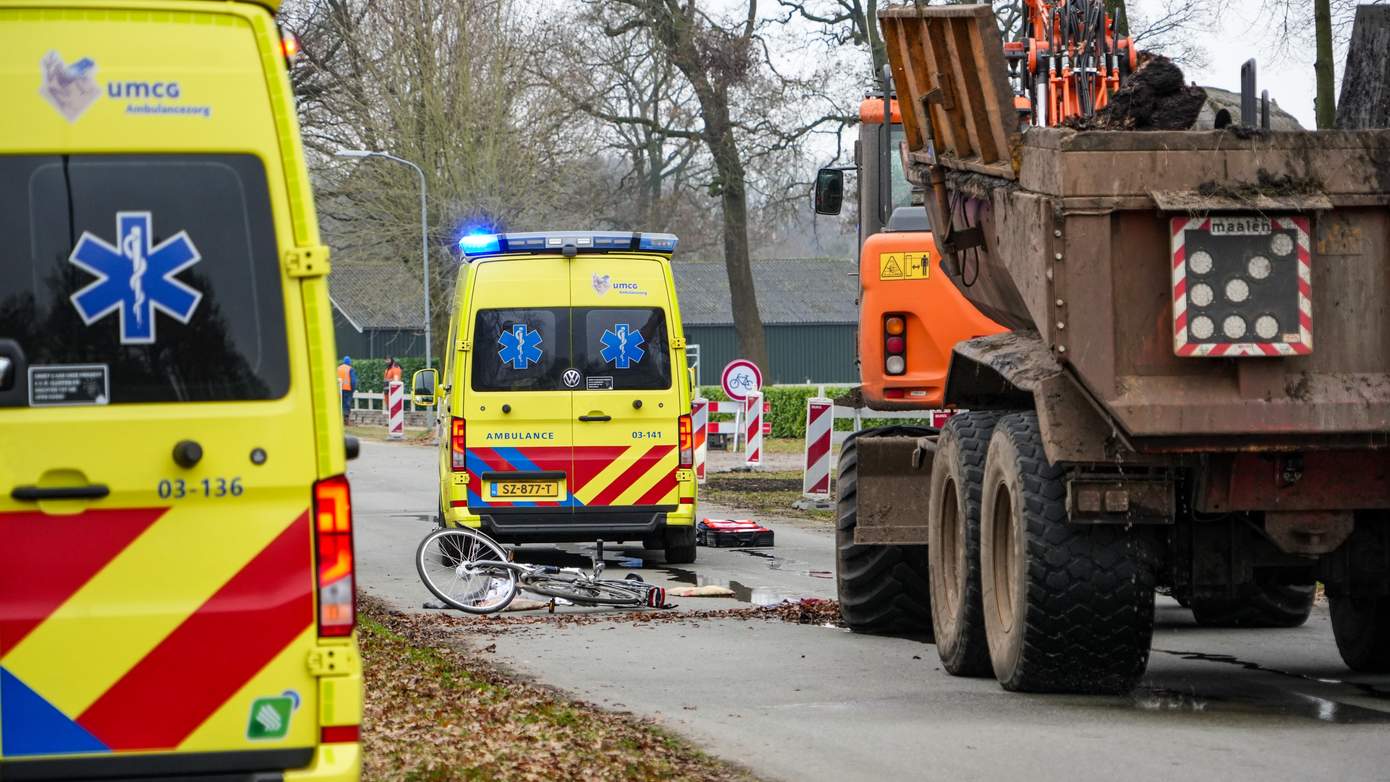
[334,149,432,371]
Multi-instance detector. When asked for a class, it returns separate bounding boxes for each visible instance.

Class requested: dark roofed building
[329,264,427,360]
[329,257,860,383]
[673,258,858,384]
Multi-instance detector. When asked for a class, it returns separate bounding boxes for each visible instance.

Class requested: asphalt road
[350,440,1390,782]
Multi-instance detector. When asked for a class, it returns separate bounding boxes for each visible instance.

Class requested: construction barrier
[692,398,710,484]
[386,381,405,440]
[744,391,763,467]
[801,397,834,499]
[801,399,958,496]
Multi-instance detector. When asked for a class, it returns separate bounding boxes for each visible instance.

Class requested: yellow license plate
[490,481,560,499]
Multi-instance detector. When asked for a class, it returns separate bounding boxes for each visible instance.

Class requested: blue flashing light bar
[458,232,501,255]
[456,231,680,259]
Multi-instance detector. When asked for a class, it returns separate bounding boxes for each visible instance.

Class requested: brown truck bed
[884,5,1390,445]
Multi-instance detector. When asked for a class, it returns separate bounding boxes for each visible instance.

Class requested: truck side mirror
[412,368,438,407]
[814,168,844,215]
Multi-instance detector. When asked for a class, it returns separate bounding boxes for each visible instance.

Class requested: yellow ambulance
[414,231,698,563]
[0,2,360,779]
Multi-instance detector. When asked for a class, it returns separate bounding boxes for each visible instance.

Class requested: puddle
[658,566,815,606]
[1155,649,1390,701]
[1127,649,1390,724]
[730,549,833,579]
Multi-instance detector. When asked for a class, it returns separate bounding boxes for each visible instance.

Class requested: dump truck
[820,2,1390,694]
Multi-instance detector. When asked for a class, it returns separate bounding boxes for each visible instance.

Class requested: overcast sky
[1144,0,1322,128]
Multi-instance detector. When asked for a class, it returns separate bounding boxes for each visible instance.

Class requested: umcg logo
[107,81,181,99]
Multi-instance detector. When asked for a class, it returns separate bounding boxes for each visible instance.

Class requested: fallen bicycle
[416,527,667,614]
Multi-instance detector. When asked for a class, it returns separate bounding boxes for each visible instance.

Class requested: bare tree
[282,0,588,357]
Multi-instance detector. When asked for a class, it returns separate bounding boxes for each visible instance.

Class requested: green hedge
[349,357,440,394]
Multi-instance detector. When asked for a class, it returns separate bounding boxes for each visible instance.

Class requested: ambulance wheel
[927,411,1002,677]
[980,412,1155,693]
[835,434,932,635]
[1331,594,1390,672]
[665,526,697,564]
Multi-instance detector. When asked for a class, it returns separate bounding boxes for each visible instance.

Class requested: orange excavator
[1006,0,1137,126]
[811,0,1136,635]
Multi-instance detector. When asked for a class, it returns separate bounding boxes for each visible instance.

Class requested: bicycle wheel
[524,576,644,607]
[416,528,517,614]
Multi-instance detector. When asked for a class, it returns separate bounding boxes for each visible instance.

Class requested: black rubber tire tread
[980,412,1155,694]
[1330,595,1390,672]
[664,525,698,564]
[416,528,517,614]
[526,577,644,606]
[835,431,933,635]
[1190,581,1315,628]
[928,411,1003,677]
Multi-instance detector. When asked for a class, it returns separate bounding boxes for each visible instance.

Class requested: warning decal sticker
[878,252,931,281]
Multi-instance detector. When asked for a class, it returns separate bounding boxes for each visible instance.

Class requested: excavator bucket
[879,4,1021,180]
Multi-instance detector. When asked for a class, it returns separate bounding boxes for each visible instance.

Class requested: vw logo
[562,369,582,388]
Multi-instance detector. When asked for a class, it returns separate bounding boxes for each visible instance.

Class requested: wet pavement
[350,440,1390,782]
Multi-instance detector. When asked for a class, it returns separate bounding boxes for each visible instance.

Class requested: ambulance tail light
[313,475,355,638]
[451,417,467,471]
[678,414,694,467]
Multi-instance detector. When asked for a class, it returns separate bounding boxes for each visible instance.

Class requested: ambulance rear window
[575,308,672,390]
[471,308,572,392]
[0,154,289,405]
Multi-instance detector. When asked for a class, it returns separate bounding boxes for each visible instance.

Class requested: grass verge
[700,470,834,522]
[358,595,758,781]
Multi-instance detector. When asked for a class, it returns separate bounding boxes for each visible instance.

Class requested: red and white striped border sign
[802,398,833,498]
[387,380,405,440]
[691,398,710,484]
[744,391,763,467]
[1172,215,1312,357]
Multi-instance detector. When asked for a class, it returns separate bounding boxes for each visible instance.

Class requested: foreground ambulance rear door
[567,255,681,511]
[0,5,323,773]
[460,258,576,511]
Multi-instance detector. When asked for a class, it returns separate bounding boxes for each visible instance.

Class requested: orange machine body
[854,97,1005,410]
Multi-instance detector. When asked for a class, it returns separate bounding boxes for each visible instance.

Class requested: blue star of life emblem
[498,323,543,369]
[599,323,645,369]
[68,212,202,344]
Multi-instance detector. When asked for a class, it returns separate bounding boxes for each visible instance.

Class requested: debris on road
[669,585,738,598]
[410,597,845,637]
[358,595,757,782]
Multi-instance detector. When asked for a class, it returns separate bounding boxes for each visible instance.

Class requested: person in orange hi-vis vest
[337,356,357,425]
[383,357,403,384]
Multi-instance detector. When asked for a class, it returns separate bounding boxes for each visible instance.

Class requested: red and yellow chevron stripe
[460,445,678,509]
[0,506,316,757]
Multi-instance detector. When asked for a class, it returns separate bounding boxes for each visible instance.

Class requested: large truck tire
[663,525,698,565]
[979,412,1155,694]
[1330,595,1390,672]
[1189,579,1315,628]
[928,411,1002,676]
[835,433,933,634]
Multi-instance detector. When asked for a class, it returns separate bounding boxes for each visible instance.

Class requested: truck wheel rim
[991,482,1016,630]
[940,478,962,614]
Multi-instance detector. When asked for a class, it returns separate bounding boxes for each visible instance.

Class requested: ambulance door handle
[12,484,110,501]
[578,414,612,422]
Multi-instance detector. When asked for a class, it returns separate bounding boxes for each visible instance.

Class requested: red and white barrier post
[802,397,833,499]
[744,391,763,467]
[386,380,405,441]
[691,398,710,484]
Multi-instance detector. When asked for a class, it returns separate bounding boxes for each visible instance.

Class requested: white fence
[351,391,425,414]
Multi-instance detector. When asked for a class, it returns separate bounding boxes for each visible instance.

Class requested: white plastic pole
[387,381,405,440]
[744,391,763,467]
[692,398,710,484]
[802,397,833,499]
